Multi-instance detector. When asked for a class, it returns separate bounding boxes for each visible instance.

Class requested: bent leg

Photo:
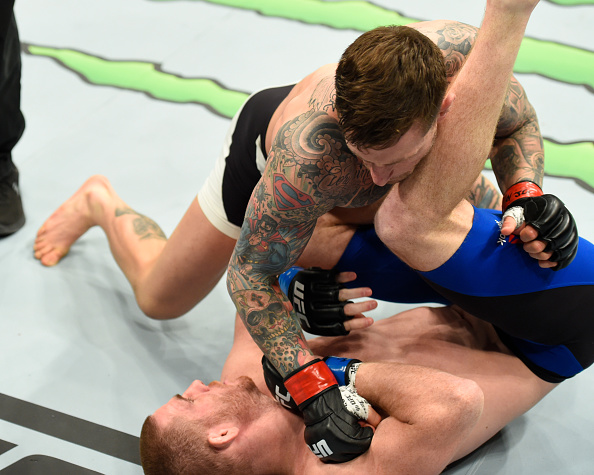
[34,175,236,319]
[137,198,236,318]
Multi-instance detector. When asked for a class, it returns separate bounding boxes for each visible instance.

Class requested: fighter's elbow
[443,379,485,428]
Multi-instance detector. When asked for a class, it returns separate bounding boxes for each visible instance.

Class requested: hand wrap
[279,267,352,336]
[284,359,373,463]
[502,181,579,270]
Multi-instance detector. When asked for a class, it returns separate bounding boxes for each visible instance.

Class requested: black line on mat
[0,393,140,465]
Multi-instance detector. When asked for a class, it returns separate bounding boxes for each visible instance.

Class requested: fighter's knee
[374,199,411,253]
[136,293,185,320]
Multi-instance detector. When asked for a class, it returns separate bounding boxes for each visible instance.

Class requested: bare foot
[34,175,111,266]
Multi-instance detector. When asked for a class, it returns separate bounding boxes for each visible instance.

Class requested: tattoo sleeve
[489,76,545,191]
[226,89,385,376]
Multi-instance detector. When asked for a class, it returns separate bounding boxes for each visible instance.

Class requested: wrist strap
[284,359,338,406]
[278,266,303,297]
[502,181,542,211]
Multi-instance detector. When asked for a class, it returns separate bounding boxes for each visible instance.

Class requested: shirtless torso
[224,306,556,465]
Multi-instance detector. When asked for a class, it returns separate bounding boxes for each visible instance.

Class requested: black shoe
[0,167,25,236]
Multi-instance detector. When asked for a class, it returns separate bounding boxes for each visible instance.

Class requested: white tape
[502,206,525,230]
[339,385,370,420]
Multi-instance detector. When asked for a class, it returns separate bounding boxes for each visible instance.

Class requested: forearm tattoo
[228,81,387,375]
[490,77,545,189]
[115,207,166,240]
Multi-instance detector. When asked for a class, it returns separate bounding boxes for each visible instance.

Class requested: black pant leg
[0,0,25,177]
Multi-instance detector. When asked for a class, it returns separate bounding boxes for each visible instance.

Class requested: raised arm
[376,0,542,271]
[412,15,577,269]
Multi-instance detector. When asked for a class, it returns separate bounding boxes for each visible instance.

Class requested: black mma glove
[284,359,373,463]
[262,355,299,413]
[502,181,579,270]
[279,266,353,336]
[262,355,363,414]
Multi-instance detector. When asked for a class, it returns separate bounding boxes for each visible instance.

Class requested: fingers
[538,259,558,269]
[519,225,539,242]
[499,221,557,268]
[343,316,374,332]
[343,299,377,317]
[339,286,372,301]
[519,233,556,267]
[522,239,547,254]
[365,406,382,428]
[500,215,519,236]
[335,271,357,284]
[343,298,377,332]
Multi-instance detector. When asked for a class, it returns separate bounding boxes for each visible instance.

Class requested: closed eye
[175,394,194,403]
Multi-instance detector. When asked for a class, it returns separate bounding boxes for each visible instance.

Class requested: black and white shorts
[198,84,295,238]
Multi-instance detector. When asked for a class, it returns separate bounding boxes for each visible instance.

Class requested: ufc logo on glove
[291,280,311,328]
[309,439,334,459]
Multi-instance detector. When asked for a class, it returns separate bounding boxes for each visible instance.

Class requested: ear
[207,425,240,450]
[437,92,455,122]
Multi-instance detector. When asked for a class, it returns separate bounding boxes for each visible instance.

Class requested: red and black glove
[284,359,373,463]
[262,355,362,413]
[502,181,579,270]
[262,356,299,414]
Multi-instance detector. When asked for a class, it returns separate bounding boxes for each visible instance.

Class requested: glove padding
[262,356,299,413]
[502,181,578,271]
[284,359,373,463]
[507,195,578,270]
[279,267,353,336]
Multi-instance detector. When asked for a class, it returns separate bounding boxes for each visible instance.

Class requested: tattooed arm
[226,101,383,376]
[490,76,544,190]
[466,174,501,210]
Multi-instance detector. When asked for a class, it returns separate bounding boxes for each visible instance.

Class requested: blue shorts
[334,225,450,305]
[335,209,594,383]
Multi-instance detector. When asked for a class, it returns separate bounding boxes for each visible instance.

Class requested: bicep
[353,418,457,475]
